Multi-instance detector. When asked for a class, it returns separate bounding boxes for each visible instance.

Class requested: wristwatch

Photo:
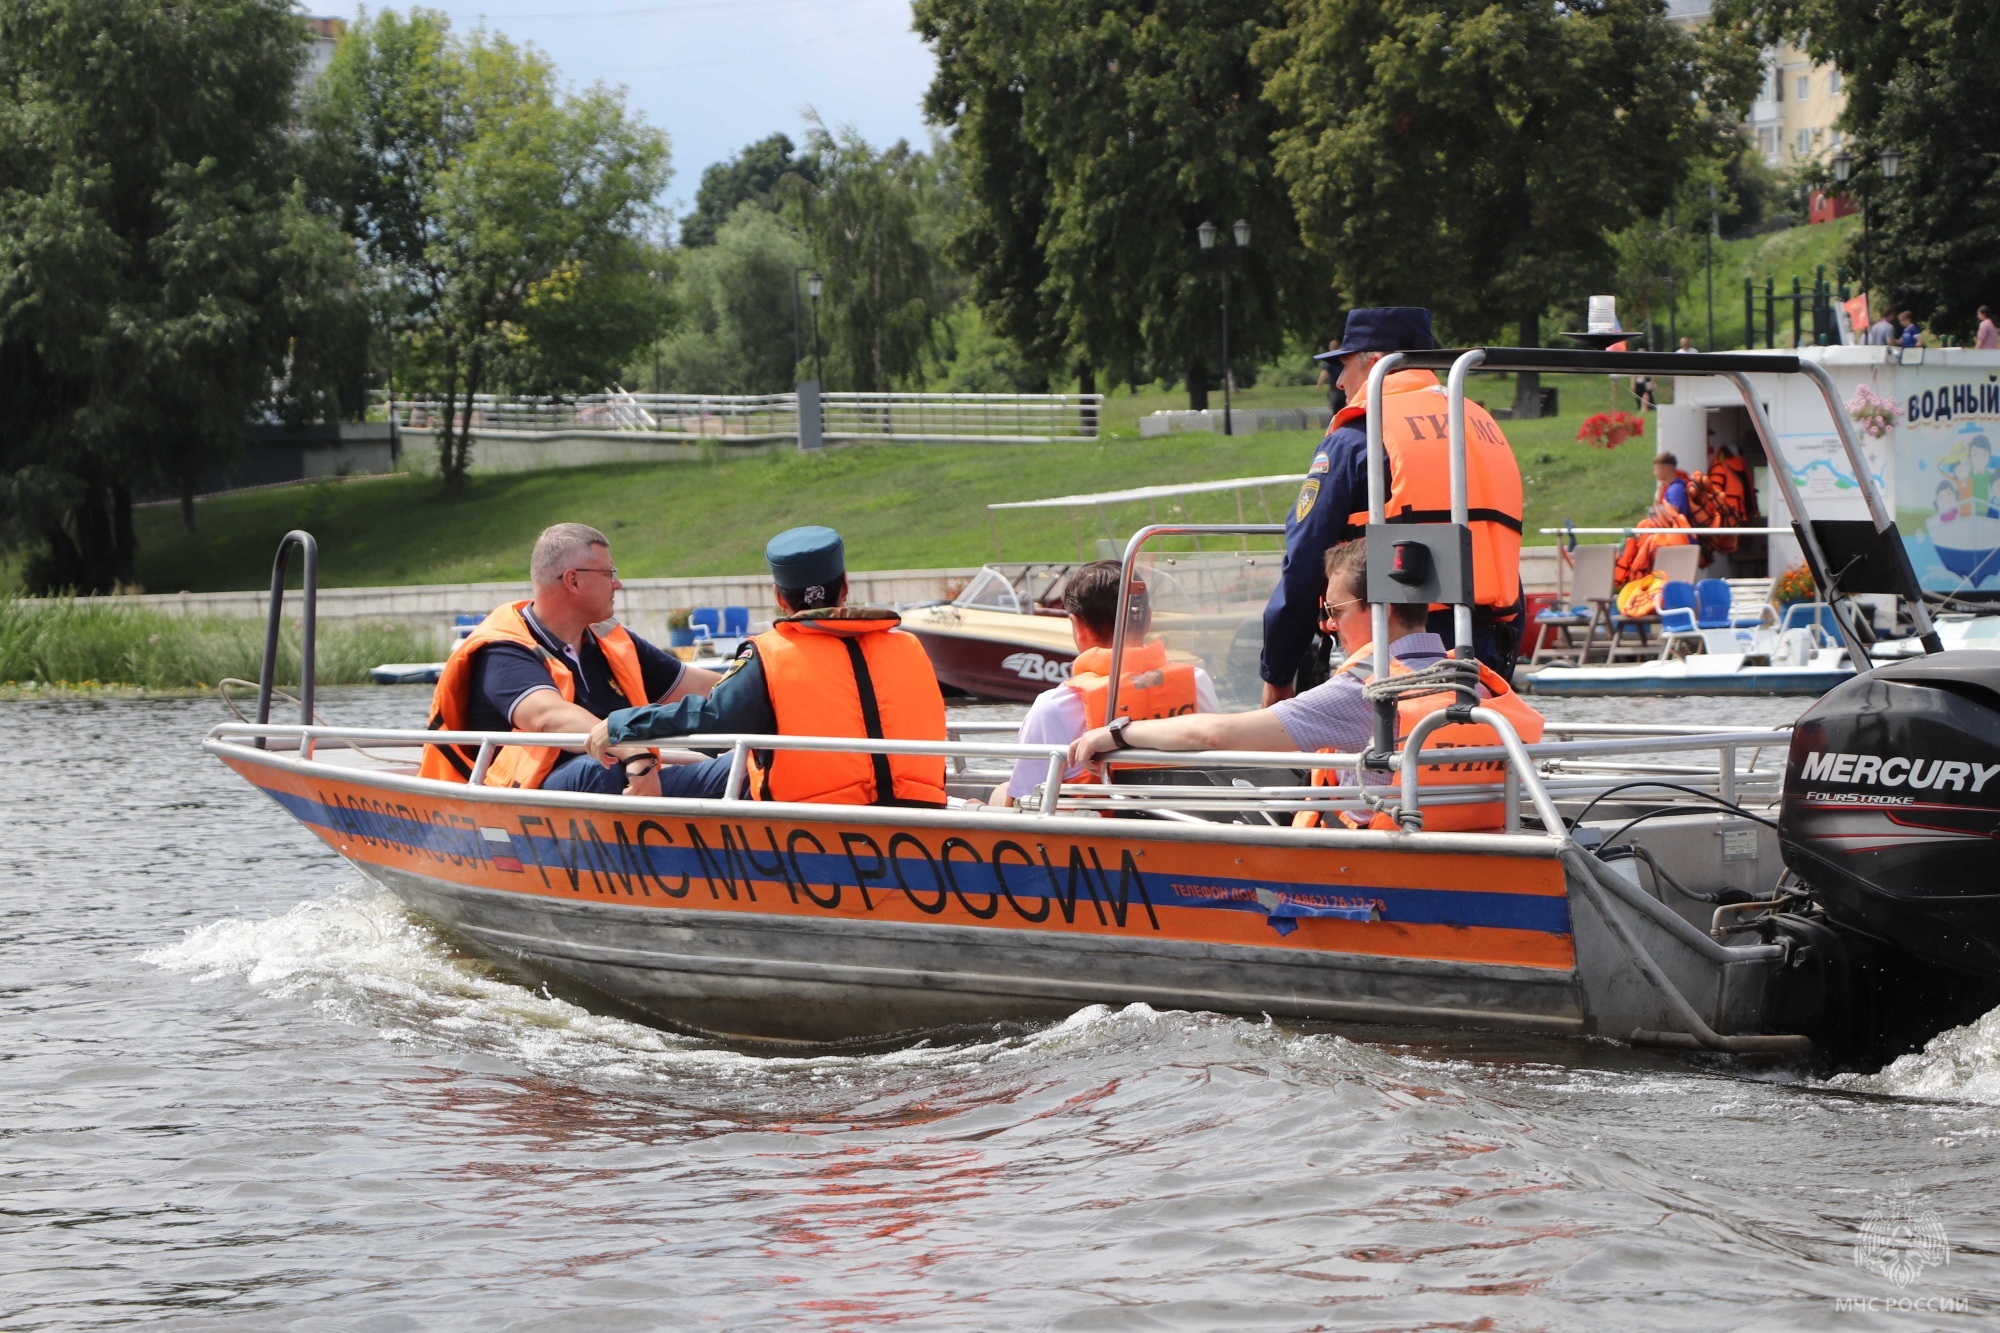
[1107,716,1135,750]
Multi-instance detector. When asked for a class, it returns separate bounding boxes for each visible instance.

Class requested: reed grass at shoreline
[0,599,437,689]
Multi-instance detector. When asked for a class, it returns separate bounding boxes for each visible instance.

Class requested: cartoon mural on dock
[1896,373,2000,591]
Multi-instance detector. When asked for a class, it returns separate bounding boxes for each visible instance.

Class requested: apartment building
[301,16,342,92]
[1668,2,1846,168]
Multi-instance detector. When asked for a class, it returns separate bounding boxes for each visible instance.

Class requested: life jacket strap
[838,637,899,807]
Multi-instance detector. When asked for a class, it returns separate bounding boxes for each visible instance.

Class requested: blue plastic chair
[722,605,750,637]
[688,608,722,642]
[1779,601,1839,645]
[1657,580,1697,625]
[1694,578,1734,629]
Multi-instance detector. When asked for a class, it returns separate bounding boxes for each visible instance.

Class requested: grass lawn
[129,379,1658,593]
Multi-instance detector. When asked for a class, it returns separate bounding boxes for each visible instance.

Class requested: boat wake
[1830,1004,2000,1105]
[142,885,1176,1087]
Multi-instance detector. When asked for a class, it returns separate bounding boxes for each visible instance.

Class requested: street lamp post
[1706,183,1717,352]
[649,269,664,392]
[807,271,824,384]
[1831,149,1860,304]
[1834,146,1900,316]
[1196,219,1251,435]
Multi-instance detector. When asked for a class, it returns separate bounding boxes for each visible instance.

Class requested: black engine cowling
[1782,650,2000,994]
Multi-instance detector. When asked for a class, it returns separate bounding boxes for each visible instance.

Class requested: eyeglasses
[571,566,618,581]
[1318,597,1362,620]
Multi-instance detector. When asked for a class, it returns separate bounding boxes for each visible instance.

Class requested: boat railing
[210,718,1788,832]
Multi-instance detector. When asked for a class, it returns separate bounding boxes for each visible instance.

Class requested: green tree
[789,127,950,392]
[918,0,1324,408]
[651,204,809,393]
[1729,0,2000,336]
[679,132,818,248]
[1259,0,1759,416]
[309,9,672,494]
[0,0,366,592]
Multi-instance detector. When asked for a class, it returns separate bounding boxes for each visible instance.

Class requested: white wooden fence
[383,390,1102,446]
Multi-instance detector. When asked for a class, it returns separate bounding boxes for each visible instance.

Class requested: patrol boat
[210,348,2000,1066]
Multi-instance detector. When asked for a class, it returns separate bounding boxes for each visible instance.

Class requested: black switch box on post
[1365,524,1474,606]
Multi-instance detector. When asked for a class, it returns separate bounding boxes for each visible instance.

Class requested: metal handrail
[254,531,317,751]
[1105,522,1285,722]
[213,717,1785,830]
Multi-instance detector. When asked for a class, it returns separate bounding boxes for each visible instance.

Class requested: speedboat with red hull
[211,348,2000,1066]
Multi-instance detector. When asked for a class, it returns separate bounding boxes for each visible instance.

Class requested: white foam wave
[1831,1004,2000,1103]
[143,888,1185,1084]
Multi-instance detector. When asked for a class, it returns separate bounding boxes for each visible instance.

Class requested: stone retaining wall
[54,552,1565,651]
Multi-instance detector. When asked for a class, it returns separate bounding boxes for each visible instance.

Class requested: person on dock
[419,523,727,797]
[587,526,949,806]
[1653,452,1691,518]
[1260,307,1526,703]
[989,560,1220,808]
[1070,540,1541,827]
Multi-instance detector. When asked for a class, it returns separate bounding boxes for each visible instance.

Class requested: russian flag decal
[480,826,523,872]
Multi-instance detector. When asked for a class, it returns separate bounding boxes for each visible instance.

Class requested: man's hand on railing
[1070,726,1115,774]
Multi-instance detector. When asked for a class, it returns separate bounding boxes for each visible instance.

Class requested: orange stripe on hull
[226,756,1576,972]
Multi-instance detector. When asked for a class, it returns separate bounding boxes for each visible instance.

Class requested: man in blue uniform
[1259,306,1525,706]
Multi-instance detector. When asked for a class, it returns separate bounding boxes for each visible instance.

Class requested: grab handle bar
[255,531,318,750]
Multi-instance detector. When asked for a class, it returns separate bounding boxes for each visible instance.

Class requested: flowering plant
[1772,563,1818,607]
[1577,411,1647,449]
[1846,384,1901,439]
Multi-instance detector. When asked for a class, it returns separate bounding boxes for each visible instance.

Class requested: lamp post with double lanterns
[1197,219,1251,435]
[1831,146,1900,313]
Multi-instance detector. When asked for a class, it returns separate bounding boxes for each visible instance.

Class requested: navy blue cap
[766,525,845,589]
[1313,307,1437,362]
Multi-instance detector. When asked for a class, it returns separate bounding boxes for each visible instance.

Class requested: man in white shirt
[994,560,1219,806]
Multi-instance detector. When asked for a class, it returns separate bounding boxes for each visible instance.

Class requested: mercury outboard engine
[1780,650,2000,1058]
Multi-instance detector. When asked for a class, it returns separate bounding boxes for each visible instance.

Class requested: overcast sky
[393,0,938,230]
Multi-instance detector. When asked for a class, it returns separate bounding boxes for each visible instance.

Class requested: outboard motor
[1780,650,2000,1056]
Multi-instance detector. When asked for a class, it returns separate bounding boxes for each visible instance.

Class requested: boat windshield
[1125,541,1286,712]
[953,566,1023,613]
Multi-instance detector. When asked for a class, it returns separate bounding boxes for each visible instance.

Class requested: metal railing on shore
[379,389,1104,445]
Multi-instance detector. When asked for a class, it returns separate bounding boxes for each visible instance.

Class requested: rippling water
[6,689,1999,1328]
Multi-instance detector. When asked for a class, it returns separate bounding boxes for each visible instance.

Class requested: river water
[6,689,1998,1328]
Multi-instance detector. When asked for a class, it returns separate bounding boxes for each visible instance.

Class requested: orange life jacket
[1064,639,1199,728]
[1683,470,1748,555]
[1713,453,1753,513]
[1612,509,1694,586]
[746,609,948,807]
[1700,455,1756,555]
[419,601,651,790]
[1338,369,1524,610]
[1292,644,1545,833]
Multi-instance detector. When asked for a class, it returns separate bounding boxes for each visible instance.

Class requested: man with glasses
[419,522,727,796]
[1072,540,1487,773]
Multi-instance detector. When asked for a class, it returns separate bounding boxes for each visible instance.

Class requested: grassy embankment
[0,598,434,692]
[1660,214,1864,348]
[127,377,1659,596]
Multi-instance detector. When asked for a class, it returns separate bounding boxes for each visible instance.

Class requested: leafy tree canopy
[308,8,673,492]
[918,0,1325,408]
[788,125,953,393]
[0,0,366,592]
[1259,0,1759,414]
[1727,0,2000,336]
[679,132,818,248]
[650,203,808,393]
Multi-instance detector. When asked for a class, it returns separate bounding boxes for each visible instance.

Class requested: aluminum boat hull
[209,739,1785,1048]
